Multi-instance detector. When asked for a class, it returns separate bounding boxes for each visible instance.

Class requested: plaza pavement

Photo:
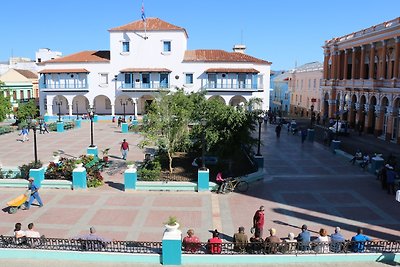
[0,121,399,266]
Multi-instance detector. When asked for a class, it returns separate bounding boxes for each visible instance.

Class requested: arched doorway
[368,96,377,134]
[350,94,357,127]
[52,95,68,116]
[115,95,135,119]
[139,95,155,114]
[94,95,112,115]
[392,98,400,141]
[208,95,226,104]
[380,97,389,138]
[229,95,247,109]
[72,96,89,118]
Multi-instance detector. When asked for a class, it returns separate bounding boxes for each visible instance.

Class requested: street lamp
[120,98,133,122]
[256,116,263,156]
[75,102,79,119]
[200,119,207,170]
[87,107,95,147]
[26,116,38,164]
[55,100,62,122]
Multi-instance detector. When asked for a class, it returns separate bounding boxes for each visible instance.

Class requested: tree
[14,99,38,121]
[0,81,12,122]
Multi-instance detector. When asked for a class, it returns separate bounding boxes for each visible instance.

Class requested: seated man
[233,226,248,252]
[296,224,311,251]
[73,227,111,250]
[350,150,363,165]
[264,228,281,254]
[249,232,264,254]
[208,230,222,254]
[182,229,200,253]
[351,227,374,253]
[330,226,345,252]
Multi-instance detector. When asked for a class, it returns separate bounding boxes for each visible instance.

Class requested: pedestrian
[275,124,282,138]
[120,139,129,160]
[253,206,265,238]
[117,117,122,127]
[301,128,307,143]
[19,127,29,142]
[216,172,226,194]
[112,116,116,123]
[24,177,44,210]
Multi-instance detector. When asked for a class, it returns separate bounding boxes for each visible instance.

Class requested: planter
[164,223,180,232]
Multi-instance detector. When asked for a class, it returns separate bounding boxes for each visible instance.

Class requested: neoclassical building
[38,18,271,118]
[321,17,400,143]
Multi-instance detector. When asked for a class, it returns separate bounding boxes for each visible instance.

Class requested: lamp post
[256,116,263,156]
[55,100,62,122]
[27,116,38,164]
[120,98,133,122]
[75,102,79,119]
[200,119,207,170]
[87,107,95,147]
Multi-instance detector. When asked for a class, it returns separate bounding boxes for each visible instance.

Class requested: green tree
[14,99,38,121]
[0,81,12,122]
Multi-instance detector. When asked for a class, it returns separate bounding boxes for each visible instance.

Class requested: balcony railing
[122,82,169,89]
[201,83,259,90]
[41,84,88,89]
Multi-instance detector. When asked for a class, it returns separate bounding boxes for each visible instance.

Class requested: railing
[0,236,162,254]
[122,82,169,89]
[201,83,259,90]
[41,84,88,89]
[182,241,400,255]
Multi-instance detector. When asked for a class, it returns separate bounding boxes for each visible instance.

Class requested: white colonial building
[38,18,271,118]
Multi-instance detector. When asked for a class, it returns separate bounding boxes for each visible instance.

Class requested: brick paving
[0,121,399,266]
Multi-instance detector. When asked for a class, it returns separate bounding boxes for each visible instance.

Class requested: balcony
[201,83,260,92]
[40,83,89,92]
[121,81,169,91]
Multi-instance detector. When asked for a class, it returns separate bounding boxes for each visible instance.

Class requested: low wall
[0,179,72,189]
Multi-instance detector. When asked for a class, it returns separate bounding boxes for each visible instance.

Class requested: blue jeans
[121,149,128,160]
[26,192,43,208]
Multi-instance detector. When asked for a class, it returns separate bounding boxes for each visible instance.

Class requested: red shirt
[208,237,222,254]
[183,235,200,252]
[253,210,265,228]
[121,141,129,150]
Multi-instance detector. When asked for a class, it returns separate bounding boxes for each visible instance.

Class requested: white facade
[38,18,271,117]
[35,48,62,63]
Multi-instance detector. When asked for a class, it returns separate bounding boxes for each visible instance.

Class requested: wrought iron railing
[182,241,400,255]
[0,236,162,254]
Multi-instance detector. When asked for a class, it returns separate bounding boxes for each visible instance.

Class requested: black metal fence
[0,236,162,254]
[182,240,400,255]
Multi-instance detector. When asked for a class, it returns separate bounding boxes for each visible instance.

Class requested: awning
[39,68,90,74]
[120,68,172,73]
[205,68,259,74]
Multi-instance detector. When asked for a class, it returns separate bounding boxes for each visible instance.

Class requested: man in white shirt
[25,223,41,238]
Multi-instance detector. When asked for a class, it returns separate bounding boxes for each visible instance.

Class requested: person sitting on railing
[360,154,370,170]
[349,149,363,165]
[264,228,281,254]
[330,226,345,252]
[249,231,264,254]
[216,172,227,194]
[182,229,200,253]
[282,232,297,253]
[296,224,311,251]
[233,226,248,253]
[13,223,27,245]
[314,228,330,253]
[208,229,222,254]
[73,227,111,250]
[25,222,44,247]
[351,227,374,253]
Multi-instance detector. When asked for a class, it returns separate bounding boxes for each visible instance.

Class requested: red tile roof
[14,69,38,79]
[183,50,271,64]
[40,51,110,64]
[120,68,171,73]
[205,68,259,73]
[39,69,90,74]
[109,18,188,37]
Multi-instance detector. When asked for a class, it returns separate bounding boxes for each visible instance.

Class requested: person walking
[120,139,129,160]
[253,206,265,238]
[19,127,29,142]
[275,124,282,138]
[24,177,43,210]
[301,128,307,144]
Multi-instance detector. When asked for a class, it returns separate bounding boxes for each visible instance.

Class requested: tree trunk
[168,150,173,173]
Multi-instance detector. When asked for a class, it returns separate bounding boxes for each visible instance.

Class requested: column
[380,40,387,79]
[360,45,365,79]
[68,104,73,116]
[343,49,348,80]
[133,98,138,119]
[394,37,400,79]
[369,43,375,79]
[336,50,341,80]
[386,107,394,141]
[197,169,209,192]
[111,104,115,116]
[364,104,371,133]
[374,105,382,136]
[72,166,87,190]
[323,50,330,80]
[124,167,137,191]
[351,47,357,79]
[328,99,336,118]
[354,102,361,123]
[331,51,337,79]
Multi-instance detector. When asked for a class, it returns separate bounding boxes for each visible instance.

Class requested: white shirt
[25,230,40,238]
[14,230,25,238]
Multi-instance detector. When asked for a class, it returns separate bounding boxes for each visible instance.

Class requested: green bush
[0,126,13,135]
[138,158,161,181]
[18,161,43,179]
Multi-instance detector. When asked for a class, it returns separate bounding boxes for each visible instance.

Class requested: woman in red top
[253,206,265,238]
[216,172,226,194]
[208,229,222,254]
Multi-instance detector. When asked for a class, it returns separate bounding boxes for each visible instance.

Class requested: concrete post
[93,115,98,123]
[370,156,384,174]
[29,167,45,187]
[124,168,137,191]
[56,122,64,133]
[162,229,182,265]
[331,140,341,153]
[254,155,264,169]
[197,169,209,192]
[121,122,129,133]
[72,167,87,189]
[87,146,98,157]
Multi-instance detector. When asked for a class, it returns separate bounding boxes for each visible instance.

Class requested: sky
[1,0,399,70]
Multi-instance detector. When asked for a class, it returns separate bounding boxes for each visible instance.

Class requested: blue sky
[1,0,399,70]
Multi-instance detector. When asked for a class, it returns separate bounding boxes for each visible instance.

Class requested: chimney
[233,44,246,54]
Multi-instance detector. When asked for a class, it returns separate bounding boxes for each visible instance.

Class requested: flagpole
[142,0,147,40]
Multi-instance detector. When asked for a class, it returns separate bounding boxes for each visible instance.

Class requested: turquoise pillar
[307,129,315,142]
[132,120,138,126]
[121,123,129,133]
[197,169,209,192]
[75,119,81,129]
[124,168,137,191]
[370,156,384,174]
[72,167,87,189]
[93,115,98,123]
[254,155,264,169]
[162,230,182,265]
[87,146,98,157]
[331,140,341,153]
[44,115,50,123]
[56,122,64,133]
[29,167,45,187]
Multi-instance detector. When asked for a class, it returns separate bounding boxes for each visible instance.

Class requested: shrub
[138,158,161,181]
[18,161,43,179]
[0,126,14,135]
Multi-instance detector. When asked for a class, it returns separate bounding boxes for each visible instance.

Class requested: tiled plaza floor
[0,122,399,246]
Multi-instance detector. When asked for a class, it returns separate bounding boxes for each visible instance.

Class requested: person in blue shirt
[296,224,311,251]
[330,226,345,252]
[24,177,43,210]
[351,227,373,252]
